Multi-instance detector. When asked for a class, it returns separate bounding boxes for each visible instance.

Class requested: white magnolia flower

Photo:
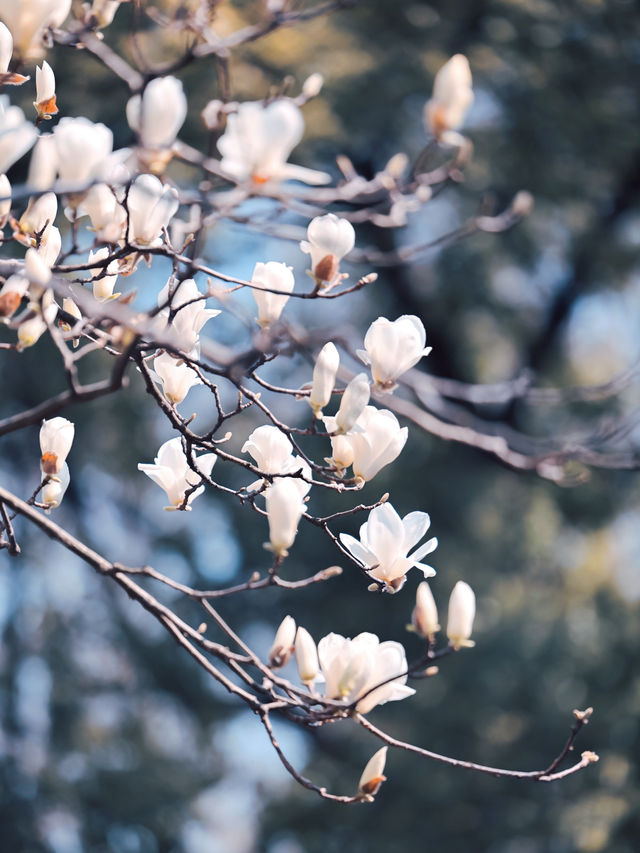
[37,224,61,267]
[324,372,370,436]
[447,581,476,649]
[25,247,52,287]
[153,351,202,406]
[295,626,319,685]
[309,341,339,416]
[339,503,437,592]
[269,615,296,668]
[0,97,38,174]
[358,315,431,391]
[0,172,10,225]
[40,416,74,475]
[138,437,216,511]
[424,54,473,141]
[0,0,71,58]
[42,461,70,510]
[27,134,57,190]
[127,173,179,247]
[53,117,113,186]
[242,424,311,497]
[412,581,440,639]
[217,99,330,186]
[127,76,187,150]
[326,431,354,477]
[0,273,28,318]
[34,60,57,121]
[0,21,13,74]
[15,191,57,245]
[358,747,387,798]
[16,289,57,349]
[300,214,355,285]
[346,406,408,483]
[88,247,119,301]
[265,477,306,556]
[250,261,295,328]
[77,183,127,243]
[318,632,415,714]
[157,277,220,353]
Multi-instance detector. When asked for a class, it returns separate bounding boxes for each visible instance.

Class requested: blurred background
[1,0,640,850]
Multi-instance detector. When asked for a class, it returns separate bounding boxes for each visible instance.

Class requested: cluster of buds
[410,580,476,649]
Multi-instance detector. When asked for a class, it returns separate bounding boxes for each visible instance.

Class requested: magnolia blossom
[16,289,57,349]
[295,626,319,685]
[157,277,220,353]
[424,54,474,141]
[27,134,57,190]
[250,261,295,328]
[0,21,27,83]
[88,247,119,301]
[346,406,408,483]
[358,747,387,798]
[25,247,52,287]
[412,581,440,639]
[0,172,10,226]
[447,581,476,649]
[300,214,355,285]
[15,191,57,245]
[60,296,81,347]
[77,183,127,243]
[340,503,437,592]
[127,76,187,150]
[0,97,38,174]
[324,373,370,436]
[309,342,339,416]
[138,437,216,510]
[153,351,202,406]
[265,477,306,556]
[0,273,28,318]
[358,315,431,391]
[242,424,311,497]
[34,60,57,121]
[317,632,415,714]
[40,416,74,475]
[127,173,179,247]
[0,0,71,58]
[53,117,113,186]
[42,461,70,510]
[37,224,61,268]
[269,615,296,668]
[217,99,330,186]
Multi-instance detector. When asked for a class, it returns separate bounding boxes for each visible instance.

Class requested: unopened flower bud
[309,341,339,416]
[333,373,370,434]
[269,615,296,668]
[40,416,74,476]
[358,746,387,798]
[411,581,440,639]
[295,626,319,685]
[446,581,476,649]
[34,61,58,122]
[302,72,324,99]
